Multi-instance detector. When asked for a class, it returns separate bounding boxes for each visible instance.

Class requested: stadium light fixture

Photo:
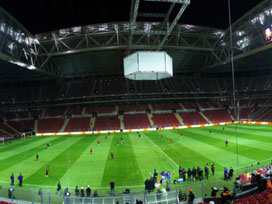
[27,65,36,70]
[124,51,173,80]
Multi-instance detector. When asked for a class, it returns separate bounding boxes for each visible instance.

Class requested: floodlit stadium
[0,0,272,204]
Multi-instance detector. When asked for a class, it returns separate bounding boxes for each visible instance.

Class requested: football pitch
[0,124,272,196]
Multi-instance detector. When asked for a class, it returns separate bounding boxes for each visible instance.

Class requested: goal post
[240,119,253,123]
[21,131,32,139]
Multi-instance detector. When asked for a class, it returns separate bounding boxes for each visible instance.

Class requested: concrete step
[174,113,185,126]
[199,112,212,124]
[60,118,70,132]
[147,113,154,127]
[119,115,124,130]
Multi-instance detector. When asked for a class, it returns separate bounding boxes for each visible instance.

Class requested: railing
[0,160,271,204]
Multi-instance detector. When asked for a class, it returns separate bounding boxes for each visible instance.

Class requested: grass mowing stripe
[180,129,256,168]
[0,136,58,160]
[0,137,48,153]
[129,132,177,184]
[185,128,272,161]
[145,130,224,175]
[101,133,144,187]
[60,134,112,188]
[24,136,94,185]
[210,127,272,152]
[0,136,65,171]
[226,126,272,138]
[0,137,80,183]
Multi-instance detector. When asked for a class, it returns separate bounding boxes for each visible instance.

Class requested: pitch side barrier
[36,121,242,136]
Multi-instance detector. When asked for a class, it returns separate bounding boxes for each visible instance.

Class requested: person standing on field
[110,180,115,196]
[10,173,14,186]
[211,163,215,176]
[45,166,49,177]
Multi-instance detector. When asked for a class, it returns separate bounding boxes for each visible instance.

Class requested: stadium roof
[0,0,270,80]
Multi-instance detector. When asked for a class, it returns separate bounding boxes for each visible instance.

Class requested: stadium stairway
[90,117,96,130]
[0,129,12,136]
[41,109,46,118]
[179,103,186,110]
[174,113,185,126]
[148,104,153,113]
[34,120,38,133]
[60,118,70,132]
[147,113,154,127]
[196,102,203,110]
[227,109,234,120]
[81,107,86,115]
[199,112,212,124]
[4,122,20,134]
[119,115,124,129]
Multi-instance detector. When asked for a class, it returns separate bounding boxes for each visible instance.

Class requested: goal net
[240,119,253,123]
[21,132,32,139]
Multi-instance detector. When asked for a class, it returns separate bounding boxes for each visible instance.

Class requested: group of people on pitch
[177,163,216,182]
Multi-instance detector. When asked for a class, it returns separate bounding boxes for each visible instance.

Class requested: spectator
[86,185,91,197]
[93,190,98,197]
[156,189,162,201]
[75,186,79,196]
[178,189,183,202]
[166,171,171,184]
[57,181,61,196]
[8,187,15,199]
[188,189,195,204]
[110,180,115,196]
[80,187,85,197]
[221,187,232,204]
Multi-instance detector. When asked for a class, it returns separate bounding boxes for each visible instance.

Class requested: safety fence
[0,160,271,204]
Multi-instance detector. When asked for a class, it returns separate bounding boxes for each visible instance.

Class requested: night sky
[1,0,262,34]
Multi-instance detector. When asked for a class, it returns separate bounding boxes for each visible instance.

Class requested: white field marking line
[143,133,179,168]
[0,180,144,190]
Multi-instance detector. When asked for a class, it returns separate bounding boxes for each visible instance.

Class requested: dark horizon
[1,0,262,34]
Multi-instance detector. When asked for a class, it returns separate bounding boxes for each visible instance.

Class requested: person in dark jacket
[199,168,203,181]
[211,163,215,176]
[205,163,209,179]
[221,187,232,204]
[18,173,23,187]
[179,166,182,178]
[224,168,228,181]
[188,189,195,204]
[57,181,61,196]
[86,185,91,197]
[187,168,192,181]
[182,168,186,181]
[80,187,85,197]
[228,167,234,180]
[192,167,196,181]
[10,173,14,186]
[75,186,79,196]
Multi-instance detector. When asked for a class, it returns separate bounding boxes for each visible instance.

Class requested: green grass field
[0,124,272,198]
